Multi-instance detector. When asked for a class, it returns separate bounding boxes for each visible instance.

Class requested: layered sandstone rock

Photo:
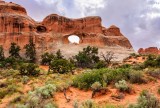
[138,47,160,55]
[0,1,135,61]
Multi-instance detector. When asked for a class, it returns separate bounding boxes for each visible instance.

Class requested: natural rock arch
[68,35,80,44]
[62,35,83,44]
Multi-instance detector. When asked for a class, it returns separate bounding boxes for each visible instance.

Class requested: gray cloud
[5,0,160,50]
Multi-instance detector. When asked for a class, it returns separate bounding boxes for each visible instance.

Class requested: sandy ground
[124,56,146,64]
[54,80,160,108]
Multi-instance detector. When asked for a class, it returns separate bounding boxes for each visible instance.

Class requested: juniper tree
[9,42,21,58]
[0,45,5,61]
[24,37,36,62]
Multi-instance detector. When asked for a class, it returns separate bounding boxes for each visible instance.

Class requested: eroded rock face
[0,1,135,61]
[138,47,160,55]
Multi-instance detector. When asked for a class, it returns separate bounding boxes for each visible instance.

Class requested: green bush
[128,90,160,108]
[144,55,160,68]
[0,89,8,99]
[91,82,102,91]
[73,68,130,90]
[131,64,145,70]
[16,84,57,108]
[103,68,130,84]
[1,69,19,77]
[29,84,56,99]
[73,100,79,108]
[158,88,160,95]
[44,103,58,108]
[129,70,145,84]
[19,63,40,76]
[0,84,19,99]
[41,52,55,65]
[49,59,74,74]
[21,76,30,84]
[115,80,129,92]
[73,69,105,90]
[94,61,106,69]
[75,46,100,68]
[147,69,160,79]
[80,100,98,108]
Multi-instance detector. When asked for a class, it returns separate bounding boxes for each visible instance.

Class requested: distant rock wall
[138,47,160,55]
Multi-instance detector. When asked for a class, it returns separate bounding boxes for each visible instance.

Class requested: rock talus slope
[0,1,135,61]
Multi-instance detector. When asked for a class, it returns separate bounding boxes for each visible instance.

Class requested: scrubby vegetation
[128,90,160,108]
[1,44,160,107]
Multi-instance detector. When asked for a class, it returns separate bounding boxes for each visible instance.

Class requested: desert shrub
[144,55,160,68]
[128,90,160,108]
[16,104,28,108]
[7,84,19,95]
[0,88,8,99]
[73,69,105,90]
[129,70,145,84]
[80,100,98,108]
[1,69,19,77]
[158,88,160,95]
[16,84,57,108]
[91,82,103,98]
[75,46,100,68]
[91,82,102,91]
[103,68,130,84]
[44,102,58,108]
[94,61,106,69]
[115,80,129,92]
[0,84,19,99]
[19,63,40,76]
[56,82,72,92]
[73,68,130,90]
[49,59,74,74]
[0,56,26,69]
[73,100,79,108]
[41,52,55,65]
[119,64,131,69]
[147,69,160,79]
[131,64,145,70]
[105,104,124,108]
[21,76,30,84]
[130,53,136,57]
[29,84,56,99]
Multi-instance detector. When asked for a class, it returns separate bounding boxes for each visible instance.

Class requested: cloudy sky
[5,0,160,50]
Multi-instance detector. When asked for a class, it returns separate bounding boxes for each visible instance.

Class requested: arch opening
[36,26,47,33]
[68,35,80,44]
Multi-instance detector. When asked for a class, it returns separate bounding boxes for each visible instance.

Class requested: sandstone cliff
[0,1,135,61]
[138,47,160,55]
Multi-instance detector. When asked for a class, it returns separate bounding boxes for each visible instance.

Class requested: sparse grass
[128,90,160,108]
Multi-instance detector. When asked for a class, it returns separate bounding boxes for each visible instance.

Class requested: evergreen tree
[9,42,21,58]
[24,37,36,62]
[0,45,5,61]
[75,46,99,68]
[55,49,64,59]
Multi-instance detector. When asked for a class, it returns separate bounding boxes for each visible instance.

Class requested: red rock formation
[138,47,160,55]
[0,1,134,61]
